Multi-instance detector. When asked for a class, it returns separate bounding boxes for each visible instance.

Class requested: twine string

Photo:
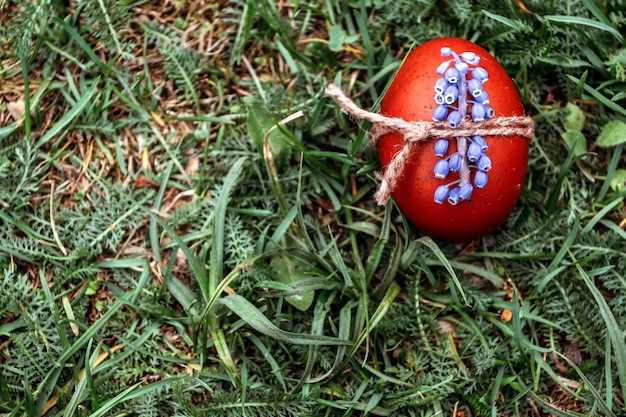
[325,83,534,205]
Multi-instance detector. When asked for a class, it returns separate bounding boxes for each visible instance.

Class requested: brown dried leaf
[7,99,25,120]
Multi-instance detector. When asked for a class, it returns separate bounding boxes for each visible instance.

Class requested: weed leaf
[597,121,626,147]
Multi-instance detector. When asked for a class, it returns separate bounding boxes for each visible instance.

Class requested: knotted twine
[325,83,535,205]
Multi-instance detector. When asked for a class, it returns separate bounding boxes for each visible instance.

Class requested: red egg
[377,37,530,242]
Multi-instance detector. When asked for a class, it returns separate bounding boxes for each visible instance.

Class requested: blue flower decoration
[474,170,488,188]
[448,187,461,205]
[448,153,462,172]
[434,139,449,156]
[459,183,474,200]
[434,185,450,204]
[434,160,450,179]
[430,46,495,205]
[447,111,463,128]
[432,105,448,121]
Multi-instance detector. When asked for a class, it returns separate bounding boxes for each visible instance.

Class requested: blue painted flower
[434,185,450,203]
[444,67,460,84]
[448,187,461,205]
[432,104,448,121]
[430,47,495,205]
[440,47,453,57]
[434,78,449,93]
[471,103,486,121]
[436,61,451,75]
[447,110,463,128]
[467,79,484,98]
[471,135,488,150]
[434,139,449,156]
[461,52,480,66]
[477,155,492,172]
[444,85,459,104]
[473,91,490,104]
[472,67,489,82]
[474,170,488,188]
[467,142,482,163]
[459,183,474,200]
[454,61,469,75]
[448,153,462,172]
[434,160,450,179]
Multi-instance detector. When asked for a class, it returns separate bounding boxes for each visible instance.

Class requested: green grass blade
[246,333,287,391]
[212,323,239,384]
[599,219,626,240]
[448,260,504,287]
[524,389,587,417]
[292,296,327,389]
[538,218,579,293]
[597,143,624,202]
[35,78,100,149]
[219,295,351,345]
[344,282,401,365]
[308,300,355,384]
[606,336,614,411]
[417,237,468,305]
[86,382,144,417]
[34,299,125,414]
[577,262,626,403]
[582,192,626,233]
[150,161,175,265]
[554,350,617,417]
[63,340,99,417]
[19,44,32,141]
[482,10,526,32]
[149,213,207,310]
[544,142,581,213]
[209,156,247,300]
[55,17,110,75]
[567,75,626,117]
[544,15,625,45]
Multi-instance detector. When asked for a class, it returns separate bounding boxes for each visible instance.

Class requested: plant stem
[457,136,470,186]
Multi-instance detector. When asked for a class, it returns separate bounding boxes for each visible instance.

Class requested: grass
[1,0,626,416]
